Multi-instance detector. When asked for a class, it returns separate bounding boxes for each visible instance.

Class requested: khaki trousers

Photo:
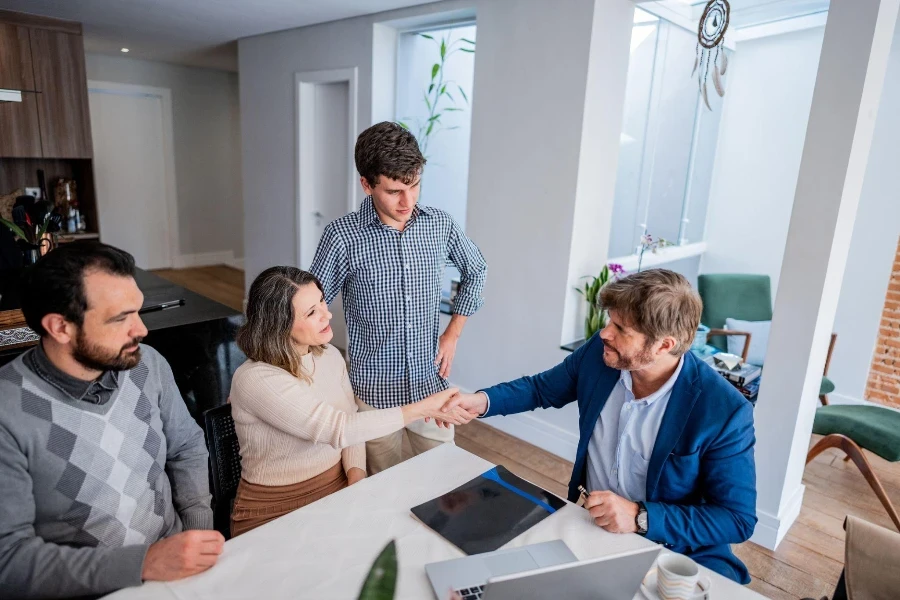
[357,399,455,475]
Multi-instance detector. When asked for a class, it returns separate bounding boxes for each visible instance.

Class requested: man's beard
[72,330,144,372]
[602,341,655,371]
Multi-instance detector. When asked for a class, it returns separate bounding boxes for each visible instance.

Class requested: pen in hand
[577,485,589,508]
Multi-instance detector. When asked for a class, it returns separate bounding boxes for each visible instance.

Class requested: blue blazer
[482,335,757,584]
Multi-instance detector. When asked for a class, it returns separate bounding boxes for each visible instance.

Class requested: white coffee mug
[657,554,712,600]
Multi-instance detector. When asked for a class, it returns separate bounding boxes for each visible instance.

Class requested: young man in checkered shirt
[310,121,488,474]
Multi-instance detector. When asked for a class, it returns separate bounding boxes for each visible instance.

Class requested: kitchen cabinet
[0,23,41,157]
[30,28,93,159]
[0,14,92,159]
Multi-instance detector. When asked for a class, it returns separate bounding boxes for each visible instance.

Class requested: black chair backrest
[203,403,241,538]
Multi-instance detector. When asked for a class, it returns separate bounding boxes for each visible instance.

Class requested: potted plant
[357,540,398,600]
[1,199,63,265]
[398,31,474,160]
[577,264,625,340]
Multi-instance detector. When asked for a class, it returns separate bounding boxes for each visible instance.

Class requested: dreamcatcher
[693,0,730,111]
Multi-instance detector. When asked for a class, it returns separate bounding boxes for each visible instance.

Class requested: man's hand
[346,467,366,486]
[584,490,639,534]
[441,392,488,418]
[435,331,459,379]
[142,530,225,581]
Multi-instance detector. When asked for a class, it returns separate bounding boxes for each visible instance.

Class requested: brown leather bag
[843,515,900,600]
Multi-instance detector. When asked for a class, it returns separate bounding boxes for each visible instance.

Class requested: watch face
[638,511,648,530]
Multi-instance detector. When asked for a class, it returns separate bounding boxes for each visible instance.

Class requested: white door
[89,86,173,269]
[302,80,351,350]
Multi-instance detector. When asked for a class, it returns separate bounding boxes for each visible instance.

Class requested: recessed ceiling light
[121,48,129,53]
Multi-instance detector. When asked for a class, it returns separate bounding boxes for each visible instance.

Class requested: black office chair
[203,403,242,539]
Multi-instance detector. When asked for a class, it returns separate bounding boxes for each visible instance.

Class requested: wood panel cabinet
[30,29,93,159]
[0,23,42,157]
[0,23,34,90]
[0,93,42,157]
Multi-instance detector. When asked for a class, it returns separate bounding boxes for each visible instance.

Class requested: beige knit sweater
[230,345,405,486]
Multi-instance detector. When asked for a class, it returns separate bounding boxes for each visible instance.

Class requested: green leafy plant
[357,540,398,600]
[577,264,625,340]
[0,217,28,242]
[398,30,475,159]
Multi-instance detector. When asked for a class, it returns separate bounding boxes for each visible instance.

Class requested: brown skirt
[230,461,348,538]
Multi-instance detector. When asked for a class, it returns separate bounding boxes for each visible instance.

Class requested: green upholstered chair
[697,273,838,405]
[807,405,900,531]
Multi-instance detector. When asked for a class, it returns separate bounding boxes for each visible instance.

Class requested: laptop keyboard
[455,585,485,600]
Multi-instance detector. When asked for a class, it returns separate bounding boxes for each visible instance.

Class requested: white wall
[701,27,825,296]
[238,0,635,460]
[829,25,900,405]
[701,22,900,406]
[239,1,475,290]
[84,54,244,266]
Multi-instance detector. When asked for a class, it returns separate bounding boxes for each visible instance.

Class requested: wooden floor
[153,265,245,312]
[158,265,900,600]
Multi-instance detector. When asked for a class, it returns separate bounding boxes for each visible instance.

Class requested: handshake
[400,388,488,429]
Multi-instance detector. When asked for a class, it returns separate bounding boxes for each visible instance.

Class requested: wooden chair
[706,328,752,362]
[807,405,900,531]
[697,274,838,403]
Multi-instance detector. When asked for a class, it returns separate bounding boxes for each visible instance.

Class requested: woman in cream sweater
[229,266,472,536]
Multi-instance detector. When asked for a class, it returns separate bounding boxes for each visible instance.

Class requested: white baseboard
[750,484,805,549]
[172,250,235,269]
[227,257,245,271]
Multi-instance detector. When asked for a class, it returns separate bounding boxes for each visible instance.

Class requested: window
[608,8,728,258]
[396,23,476,300]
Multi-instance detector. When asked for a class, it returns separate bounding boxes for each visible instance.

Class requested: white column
[752,0,900,549]
[453,0,634,458]
[560,0,636,345]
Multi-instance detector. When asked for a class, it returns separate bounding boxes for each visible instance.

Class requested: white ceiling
[0,0,831,72]
[642,0,829,29]
[0,0,438,71]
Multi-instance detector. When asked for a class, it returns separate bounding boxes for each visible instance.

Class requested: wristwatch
[635,502,648,535]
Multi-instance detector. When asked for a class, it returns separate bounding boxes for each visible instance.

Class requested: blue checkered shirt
[310,197,487,408]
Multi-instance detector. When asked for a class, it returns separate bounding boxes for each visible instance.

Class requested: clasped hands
[418,390,489,428]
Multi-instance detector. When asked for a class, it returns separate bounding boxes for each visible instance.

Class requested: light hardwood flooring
[155,265,900,600]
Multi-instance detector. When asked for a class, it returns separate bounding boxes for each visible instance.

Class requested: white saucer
[640,567,711,599]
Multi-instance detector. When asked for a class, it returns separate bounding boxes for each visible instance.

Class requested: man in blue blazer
[444,269,757,583]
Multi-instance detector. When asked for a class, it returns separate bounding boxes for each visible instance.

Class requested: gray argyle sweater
[0,345,213,599]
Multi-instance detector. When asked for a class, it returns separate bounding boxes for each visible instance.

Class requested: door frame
[294,67,358,268]
[87,80,181,268]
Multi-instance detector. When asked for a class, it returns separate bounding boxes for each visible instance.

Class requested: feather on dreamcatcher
[693,0,730,111]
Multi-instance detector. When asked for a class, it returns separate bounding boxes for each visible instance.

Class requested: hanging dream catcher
[693,0,730,111]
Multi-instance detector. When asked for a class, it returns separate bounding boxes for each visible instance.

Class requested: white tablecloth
[105,444,764,600]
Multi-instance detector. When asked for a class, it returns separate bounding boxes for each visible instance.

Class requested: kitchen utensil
[37,169,48,204]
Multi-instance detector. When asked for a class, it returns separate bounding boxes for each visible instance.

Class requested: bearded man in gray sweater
[0,242,224,599]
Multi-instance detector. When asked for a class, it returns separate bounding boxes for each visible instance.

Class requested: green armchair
[697,273,837,404]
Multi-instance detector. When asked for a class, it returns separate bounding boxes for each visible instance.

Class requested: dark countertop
[0,267,246,421]
[561,339,586,353]
[0,267,240,332]
[133,269,240,330]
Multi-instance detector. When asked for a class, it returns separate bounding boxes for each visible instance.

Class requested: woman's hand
[346,467,366,486]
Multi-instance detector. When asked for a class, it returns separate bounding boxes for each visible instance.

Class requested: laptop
[426,541,660,600]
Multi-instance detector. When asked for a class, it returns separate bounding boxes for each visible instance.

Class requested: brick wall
[866,237,900,408]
